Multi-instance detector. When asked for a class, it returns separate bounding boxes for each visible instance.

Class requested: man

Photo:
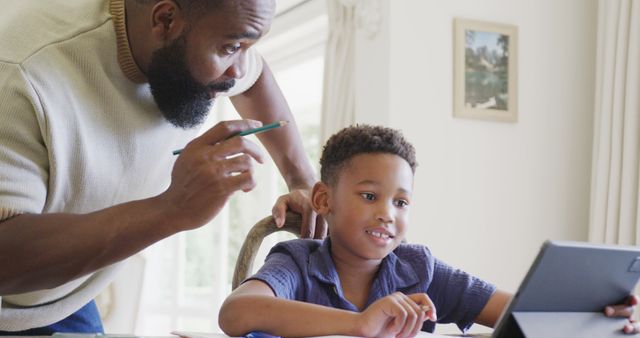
[0,0,324,333]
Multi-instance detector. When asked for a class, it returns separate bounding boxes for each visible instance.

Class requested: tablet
[492,240,640,338]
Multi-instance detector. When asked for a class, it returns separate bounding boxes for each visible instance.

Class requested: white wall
[354,0,597,301]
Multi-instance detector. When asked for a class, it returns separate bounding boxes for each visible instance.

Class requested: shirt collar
[377,248,421,290]
[109,0,148,83]
[308,238,342,286]
[308,238,421,290]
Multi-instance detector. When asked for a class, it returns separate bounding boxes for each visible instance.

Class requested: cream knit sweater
[0,0,262,330]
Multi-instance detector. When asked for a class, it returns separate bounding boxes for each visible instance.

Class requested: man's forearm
[0,195,177,295]
[219,295,362,337]
[231,61,317,190]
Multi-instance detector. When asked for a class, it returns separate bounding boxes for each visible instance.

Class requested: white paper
[172,330,455,338]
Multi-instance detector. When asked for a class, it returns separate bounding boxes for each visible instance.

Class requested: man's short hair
[319,124,417,186]
[175,0,225,16]
[135,0,224,19]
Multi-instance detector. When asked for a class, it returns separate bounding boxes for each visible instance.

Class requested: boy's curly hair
[320,125,417,185]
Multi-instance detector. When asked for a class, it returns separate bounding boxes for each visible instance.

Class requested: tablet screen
[492,240,640,338]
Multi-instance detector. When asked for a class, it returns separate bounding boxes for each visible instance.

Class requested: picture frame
[454,18,518,122]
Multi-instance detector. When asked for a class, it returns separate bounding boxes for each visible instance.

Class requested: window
[135,1,327,334]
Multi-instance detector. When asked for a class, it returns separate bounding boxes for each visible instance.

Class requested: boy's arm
[219,280,436,337]
[219,280,362,337]
[474,289,512,327]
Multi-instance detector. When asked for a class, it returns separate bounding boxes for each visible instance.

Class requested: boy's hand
[358,292,437,338]
[605,295,639,334]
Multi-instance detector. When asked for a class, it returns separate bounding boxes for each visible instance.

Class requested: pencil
[172,120,289,155]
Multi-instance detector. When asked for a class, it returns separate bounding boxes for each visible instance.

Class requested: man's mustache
[208,79,236,92]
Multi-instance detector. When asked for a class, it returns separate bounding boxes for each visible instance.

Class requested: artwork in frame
[454,18,518,122]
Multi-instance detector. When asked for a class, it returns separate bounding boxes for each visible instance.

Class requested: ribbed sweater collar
[109,0,147,83]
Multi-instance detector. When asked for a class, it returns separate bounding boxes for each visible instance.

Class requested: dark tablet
[492,240,640,338]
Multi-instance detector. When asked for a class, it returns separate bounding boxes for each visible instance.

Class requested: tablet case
[492,240,640,338]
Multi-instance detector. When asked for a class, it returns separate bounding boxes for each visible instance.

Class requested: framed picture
[454,18,518,122]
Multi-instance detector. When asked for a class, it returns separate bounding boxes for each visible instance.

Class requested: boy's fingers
[623,321,640,334]
[408,293,437,322]
[384,295,408,336]
[396,296,423,338]
[606,305,634,318]
[389,305,408,336]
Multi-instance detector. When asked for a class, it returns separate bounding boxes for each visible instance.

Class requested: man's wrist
[286,176,316,192]
[146,193,191,235]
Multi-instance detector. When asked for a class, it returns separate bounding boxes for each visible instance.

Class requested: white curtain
[589,0,640,245]
[320,0,358,143]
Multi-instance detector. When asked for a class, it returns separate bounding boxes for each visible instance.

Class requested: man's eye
[360,193,375,201]
[223,44,241,55]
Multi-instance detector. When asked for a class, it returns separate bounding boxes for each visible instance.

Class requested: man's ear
[311,182,331,215]
[150,0,187,43]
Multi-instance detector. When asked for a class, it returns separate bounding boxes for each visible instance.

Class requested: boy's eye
[223,43,241,55]
[394,199,409,208]
[360,193,375,201]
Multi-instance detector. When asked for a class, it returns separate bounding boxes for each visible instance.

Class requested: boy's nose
[375,205,393,224]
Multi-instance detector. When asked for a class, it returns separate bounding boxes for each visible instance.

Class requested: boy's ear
[311,182,331,215]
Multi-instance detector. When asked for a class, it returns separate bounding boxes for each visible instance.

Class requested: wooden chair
[232,211,302,290]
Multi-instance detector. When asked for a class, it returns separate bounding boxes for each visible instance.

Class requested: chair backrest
[232,211,302,290]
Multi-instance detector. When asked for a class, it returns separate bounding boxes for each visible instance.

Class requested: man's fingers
[227,170,257,193]
[314,215,328,239]
[195,120,262,146]
[300,209,313,238]
[217,154,254,176]
[210,136,265,164]
[271,196,288,228]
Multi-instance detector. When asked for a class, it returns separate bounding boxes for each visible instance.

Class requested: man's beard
[147,34,236,129]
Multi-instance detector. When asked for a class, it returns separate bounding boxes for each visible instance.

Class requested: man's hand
[272,188,327,239]
[605,295,639,334]
[357,292,437,338]
[161,120,266,230]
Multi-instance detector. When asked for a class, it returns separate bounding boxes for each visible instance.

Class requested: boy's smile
[364,228,395,243]
[320,152,414,263]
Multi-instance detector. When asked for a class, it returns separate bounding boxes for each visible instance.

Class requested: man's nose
[224,54,246,79]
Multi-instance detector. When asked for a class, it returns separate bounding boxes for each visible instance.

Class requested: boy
[219,125,637,337]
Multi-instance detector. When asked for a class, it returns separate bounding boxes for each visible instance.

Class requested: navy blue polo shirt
[249,238,496,333]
